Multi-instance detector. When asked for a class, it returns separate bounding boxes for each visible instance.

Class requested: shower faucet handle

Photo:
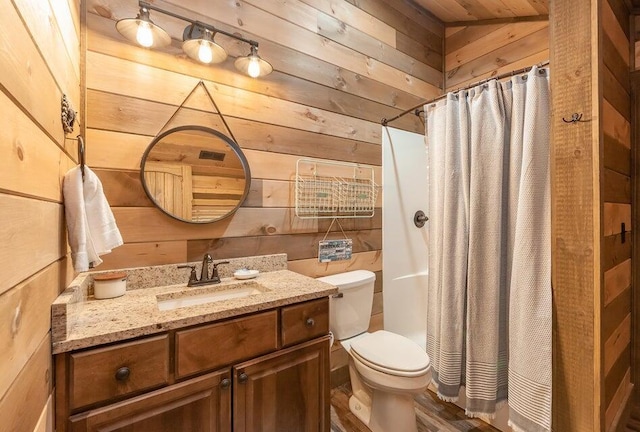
[414,210,428,228]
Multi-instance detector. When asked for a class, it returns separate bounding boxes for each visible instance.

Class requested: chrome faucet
[177,254,230,287]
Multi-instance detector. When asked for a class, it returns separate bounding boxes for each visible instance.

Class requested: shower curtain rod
[381,60,550,126]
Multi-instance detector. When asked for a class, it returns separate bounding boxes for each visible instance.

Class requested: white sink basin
[157,282,267,311]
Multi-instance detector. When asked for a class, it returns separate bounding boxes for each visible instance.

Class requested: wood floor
[330,384,500,432]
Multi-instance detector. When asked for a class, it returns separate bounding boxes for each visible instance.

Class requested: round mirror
[140,126,251,224]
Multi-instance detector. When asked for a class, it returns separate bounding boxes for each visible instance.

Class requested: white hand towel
[83,166,123,256]
[63,166,123,272]
[63,166,91,271]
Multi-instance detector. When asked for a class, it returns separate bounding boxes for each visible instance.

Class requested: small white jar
[93,272,127,299]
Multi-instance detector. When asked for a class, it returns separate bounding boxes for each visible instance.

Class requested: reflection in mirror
[140,126,251,224]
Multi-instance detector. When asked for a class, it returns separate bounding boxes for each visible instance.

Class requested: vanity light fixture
[182,25,227,64]
[115,1,273,78]
[234,45,273,78]
[115,4,171,49]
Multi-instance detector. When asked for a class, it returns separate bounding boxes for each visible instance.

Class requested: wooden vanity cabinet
[68,335,170,410]
[233,337,330,432]
[55,298,330,432]
[175,310,279,379]
[68,369,232,432]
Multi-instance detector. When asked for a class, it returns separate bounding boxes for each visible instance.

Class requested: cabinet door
[233,337,330,432]
[69,370,231,432]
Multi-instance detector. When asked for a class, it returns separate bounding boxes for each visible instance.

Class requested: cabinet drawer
[281,298,329,347]
[176,310,278,379]
[70,335,170,410]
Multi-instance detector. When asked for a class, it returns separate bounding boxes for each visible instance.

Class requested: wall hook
[77,135,86,182]
[562,113,586,124]
[61,94,76,133]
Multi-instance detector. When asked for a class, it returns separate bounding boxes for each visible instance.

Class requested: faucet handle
[177,265,198,286]
[210,261,230,283]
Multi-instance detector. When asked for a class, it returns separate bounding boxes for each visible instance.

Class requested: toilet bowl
[317,271,431,432]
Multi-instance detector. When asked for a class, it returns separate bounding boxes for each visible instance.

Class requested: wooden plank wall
[0,0,79,430]
[84,0,443,386]
[445,21,549,91]
[602,0,634,430]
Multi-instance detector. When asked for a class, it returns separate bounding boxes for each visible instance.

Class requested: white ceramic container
[93,272,127,299]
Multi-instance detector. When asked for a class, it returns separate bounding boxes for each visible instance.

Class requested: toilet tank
[317,270,376,340]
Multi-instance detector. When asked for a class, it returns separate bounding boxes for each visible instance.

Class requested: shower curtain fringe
[465,399,508,420]
[380,60,550,126]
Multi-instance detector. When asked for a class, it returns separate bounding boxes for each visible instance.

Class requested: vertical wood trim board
[550,0,600,429]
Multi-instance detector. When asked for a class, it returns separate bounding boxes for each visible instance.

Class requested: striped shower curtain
[426,66,551,432]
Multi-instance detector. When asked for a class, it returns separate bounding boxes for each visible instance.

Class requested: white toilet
[317,270,431,432]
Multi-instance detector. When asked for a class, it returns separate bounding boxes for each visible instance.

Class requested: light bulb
[136,21,154,47]
[198,41,213,63]
[247,56,261,78]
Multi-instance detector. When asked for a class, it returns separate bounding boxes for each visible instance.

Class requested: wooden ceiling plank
[474,0,519,18]
[412,0,549,23]
[412,0,471,22]
[446,14,549,27]
[490,0,540,16]
[450,0,496,20]
[524,0,549,14]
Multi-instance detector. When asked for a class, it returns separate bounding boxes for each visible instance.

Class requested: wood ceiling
[410,0,548,23]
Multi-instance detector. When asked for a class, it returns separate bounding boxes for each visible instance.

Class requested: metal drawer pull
[238,372,248,384]
[306,318,315,327]
[221,378,231,389]
[332,293,343,299]
[115,367,130,381]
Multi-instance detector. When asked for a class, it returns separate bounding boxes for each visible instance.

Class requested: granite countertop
[51,254,337,354]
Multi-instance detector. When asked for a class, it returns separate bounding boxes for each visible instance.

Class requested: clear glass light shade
[116,13,171,49]
[183,38,227,64]
[234,47,273,78]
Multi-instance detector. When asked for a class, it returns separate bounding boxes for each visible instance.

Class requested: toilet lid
[350,330,430,376]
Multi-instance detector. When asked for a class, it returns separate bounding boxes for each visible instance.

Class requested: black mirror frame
[140,125,251,224]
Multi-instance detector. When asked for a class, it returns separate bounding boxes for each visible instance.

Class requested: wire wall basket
[295,158,378,219]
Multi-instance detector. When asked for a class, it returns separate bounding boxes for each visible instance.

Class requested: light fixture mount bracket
[183,23,206,41]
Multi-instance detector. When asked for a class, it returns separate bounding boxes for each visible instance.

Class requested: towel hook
[77,135,86,182]
[61,94,76,133]
[562,113,587,124]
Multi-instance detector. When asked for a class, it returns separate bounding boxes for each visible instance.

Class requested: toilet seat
[350,330,430,378]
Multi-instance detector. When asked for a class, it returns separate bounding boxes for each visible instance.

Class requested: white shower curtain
[426,66,551,432]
